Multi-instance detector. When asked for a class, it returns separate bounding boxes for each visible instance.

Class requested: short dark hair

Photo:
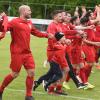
[70,16,78,24]
[51,10,62,18]
[80,17,89,24]
[84,10,92,18]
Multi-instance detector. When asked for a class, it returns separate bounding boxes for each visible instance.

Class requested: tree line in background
[0,0,100,19]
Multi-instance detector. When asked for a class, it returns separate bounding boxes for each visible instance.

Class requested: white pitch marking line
[6,88,94,100]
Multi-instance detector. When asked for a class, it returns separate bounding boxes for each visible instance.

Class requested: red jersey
[47,22,63,50]
[84,29,95,42]
[62,23,82,48]
[61,23,77,38]
[82,29,96,62]
[52,42,68,68]
[95,25,100,37]
[61,23,83,64]
[7,18,48,54]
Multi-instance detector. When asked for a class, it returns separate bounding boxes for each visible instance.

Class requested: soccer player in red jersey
[33,32,71,95]
[95,24,100,69]
[46,32,71,95]
[61,11,87,89]
[0,5,53,100]
[92,6,100,69]
[80,17,100,87]
[46,10,63,62]
[45,10,65,93]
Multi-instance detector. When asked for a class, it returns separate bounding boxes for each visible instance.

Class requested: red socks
[66,74,70,82]
[79,68,87,83]
[56,84,62,90]
[26,76,34,96]
[48,84,62,92]
[84,65,92,82]
[48,85,55,92]
[0,74,14,92]
[66,68,77,82]
[0,74,34,97]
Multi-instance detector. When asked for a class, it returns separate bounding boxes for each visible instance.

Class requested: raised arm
[80,6,87,19]
[0,12,8,40]
[31,24,48,38]
[31,24,54,39]
[83,38,100,46]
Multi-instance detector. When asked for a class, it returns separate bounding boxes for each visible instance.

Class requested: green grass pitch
[0,35,100,100]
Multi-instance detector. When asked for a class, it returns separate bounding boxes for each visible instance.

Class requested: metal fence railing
[0,1,95,19]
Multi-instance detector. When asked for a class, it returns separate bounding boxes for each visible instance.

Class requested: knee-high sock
[56,84,62,90]
[66,74,70,82]
[79,68,87,83]
[26,76,34,96]
[0,74,14,92]
[85,65,92,82]
[48,85,55,92]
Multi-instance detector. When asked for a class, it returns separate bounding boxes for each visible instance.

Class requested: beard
[25,14,31,19]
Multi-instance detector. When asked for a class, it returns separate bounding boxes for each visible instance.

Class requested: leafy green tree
[0,0,100,18]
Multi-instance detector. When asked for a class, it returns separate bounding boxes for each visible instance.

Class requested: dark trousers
[37,61,62,85]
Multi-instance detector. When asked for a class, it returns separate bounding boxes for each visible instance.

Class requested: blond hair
[19,5,30,14]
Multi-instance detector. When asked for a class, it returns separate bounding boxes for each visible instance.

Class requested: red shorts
[82,45,96,63]
[10,53,35,72]
[70,48,83,64]
[47,49,54,61]
[52,50,68,69]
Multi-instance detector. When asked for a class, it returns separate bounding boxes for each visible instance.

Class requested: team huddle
[0,4,100,100]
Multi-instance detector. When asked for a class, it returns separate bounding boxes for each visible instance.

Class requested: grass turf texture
[0,35,100,100]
